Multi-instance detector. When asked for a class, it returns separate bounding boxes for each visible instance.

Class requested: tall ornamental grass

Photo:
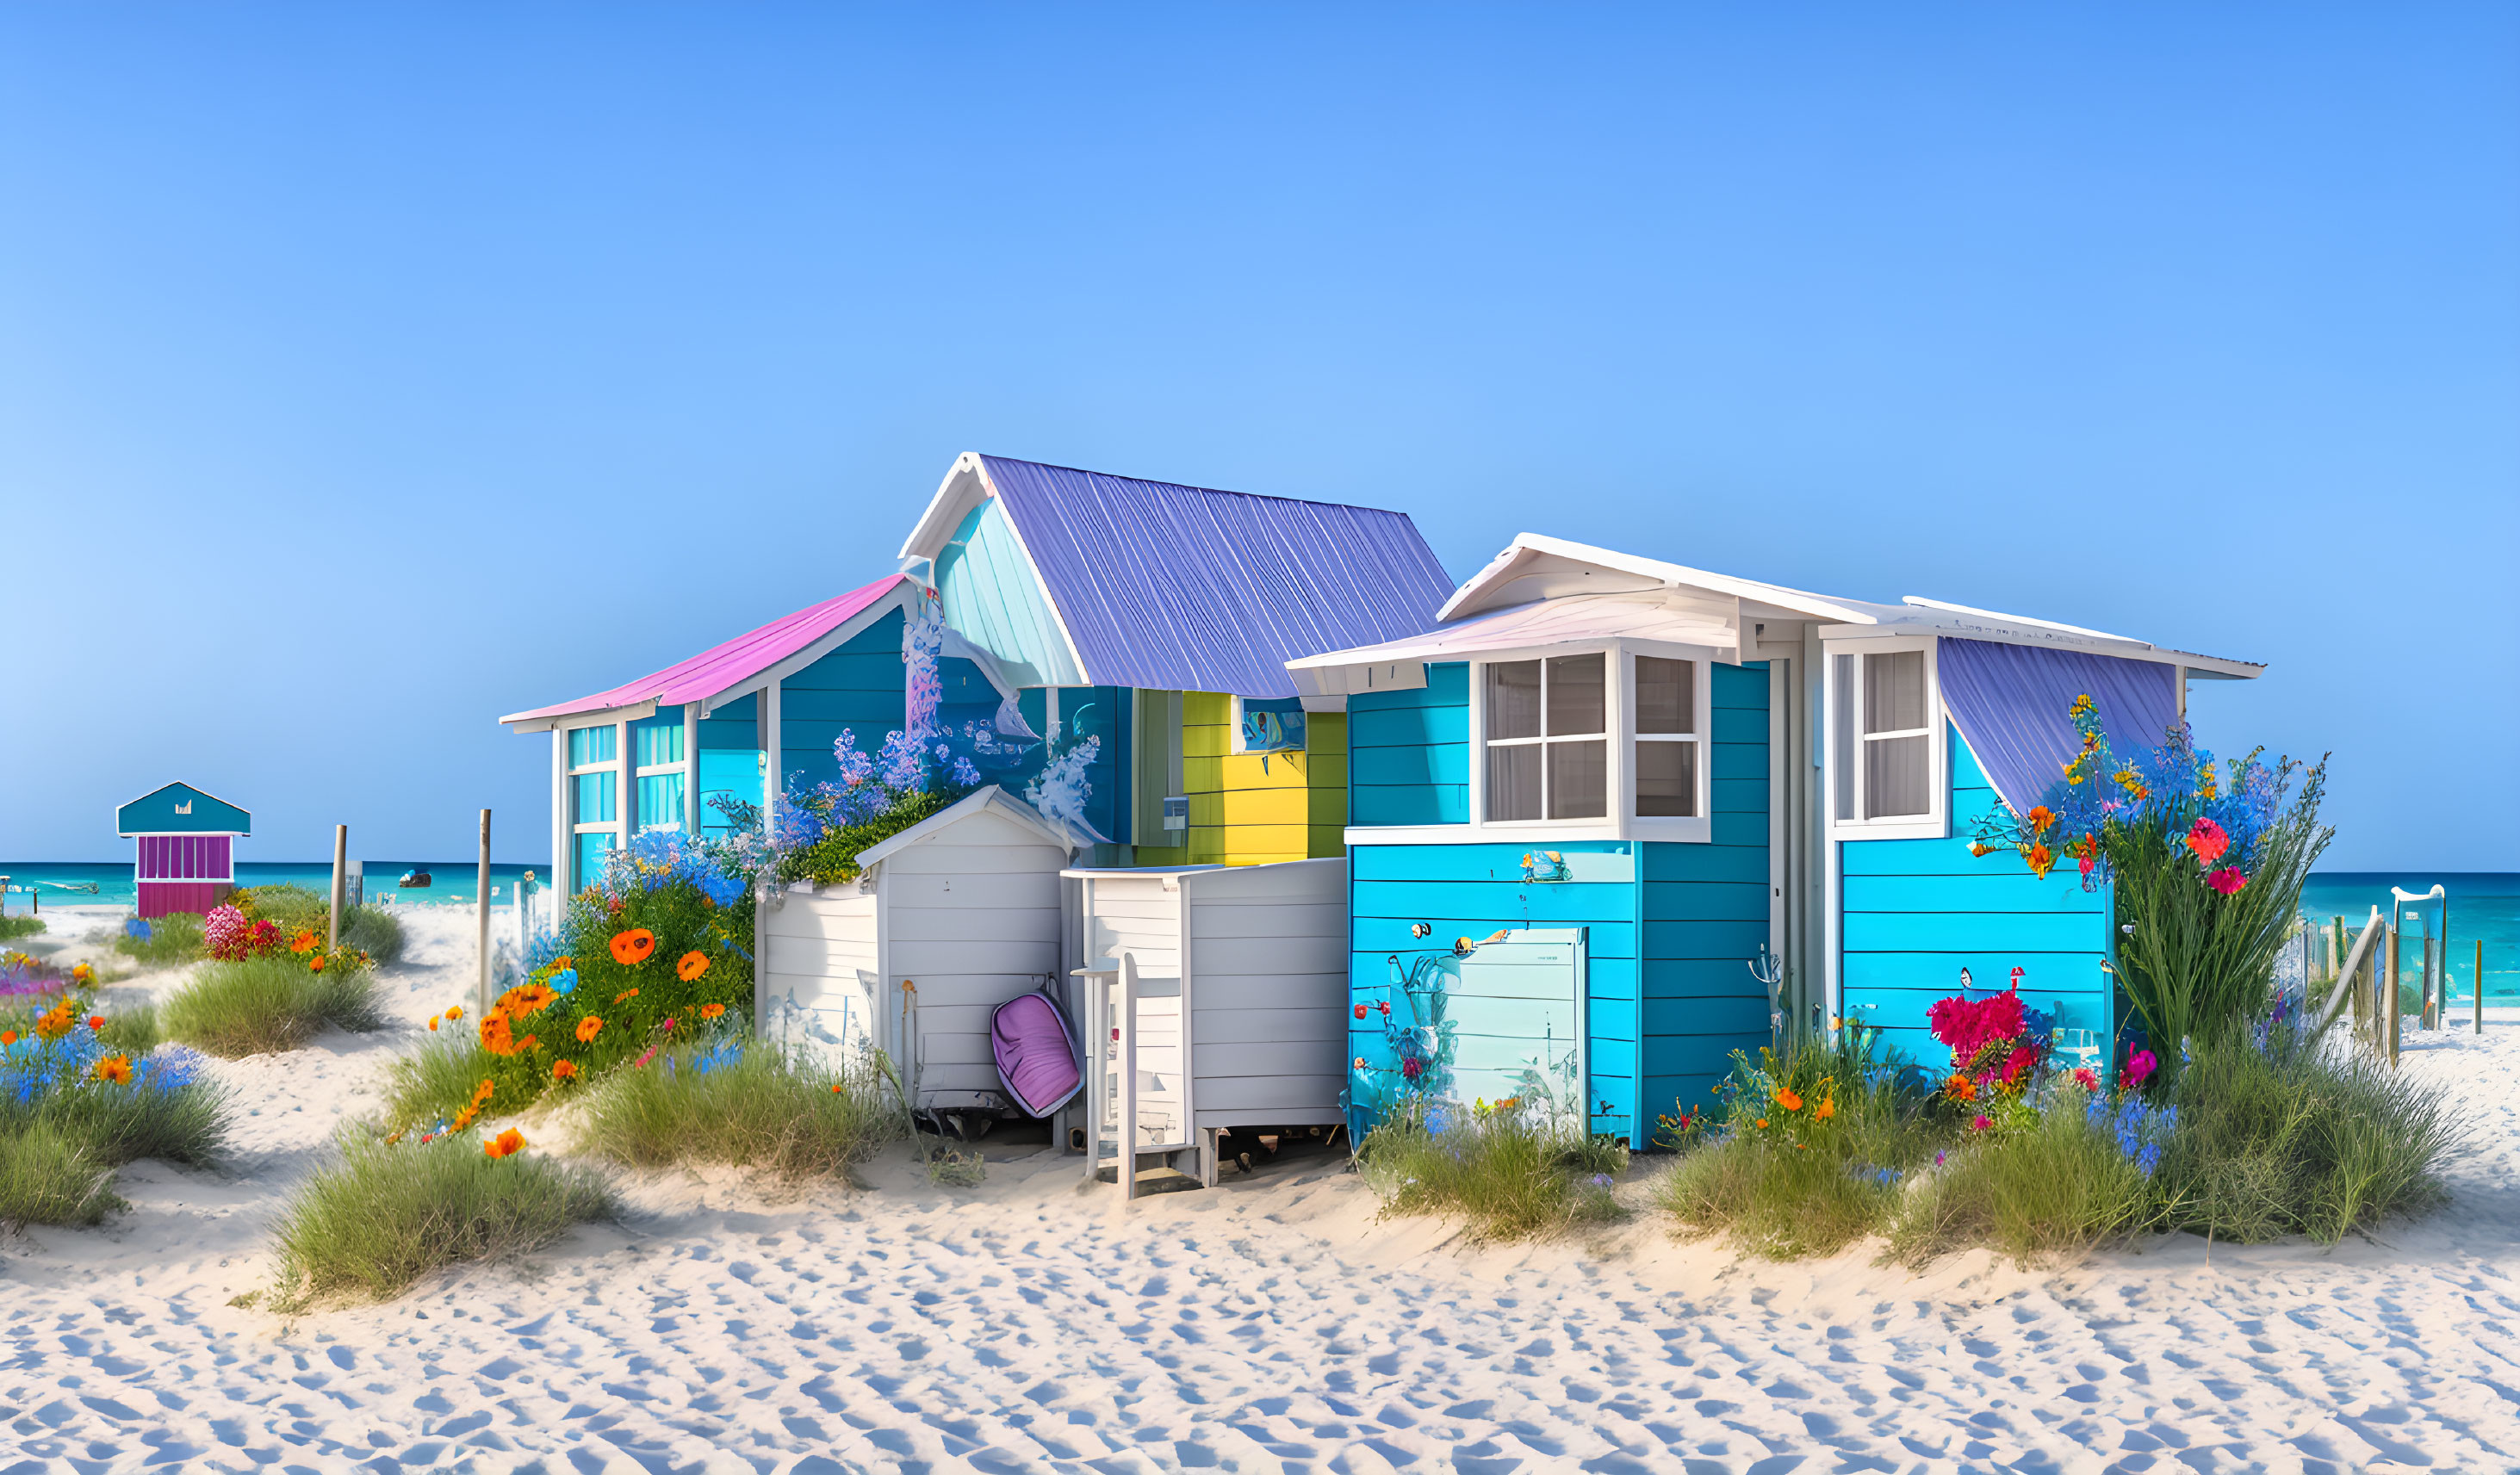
[576,1034,899,1179]
[164,955,386,1057]
[2163,1027,2453,1243]
[1972,703,2331,1050]
[0,915,45,942]
[1358,1098,1626,1243]
[271,1131,611,1306]
[1659,1031,1933,1259]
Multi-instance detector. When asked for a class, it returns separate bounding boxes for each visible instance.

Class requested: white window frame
[631,716,691,834]
[1229,694,1310,756]
[1439,641,1713,845]
[1824,635,1946,842]
[568,721,627,857]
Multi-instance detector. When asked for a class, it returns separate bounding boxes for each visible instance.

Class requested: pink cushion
[993,991,1082,1117]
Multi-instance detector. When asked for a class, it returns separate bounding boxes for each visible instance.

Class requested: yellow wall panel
[1220,787,1314,827]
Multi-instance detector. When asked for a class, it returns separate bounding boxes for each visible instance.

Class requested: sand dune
[3,906,2516,1472]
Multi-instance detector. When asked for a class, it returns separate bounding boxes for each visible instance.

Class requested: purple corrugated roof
[1938,637,2182,814]
[978,456,1454,697]
[501,574,908,725]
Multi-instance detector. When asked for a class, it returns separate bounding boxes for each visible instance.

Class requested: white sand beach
[3,905,2517,1473]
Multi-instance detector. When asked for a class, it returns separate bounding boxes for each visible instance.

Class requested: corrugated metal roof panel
[977,456,1454,697]
[500,574,908,726]
[1938,636,2182,815]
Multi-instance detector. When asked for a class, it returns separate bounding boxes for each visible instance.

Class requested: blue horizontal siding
[1347,661,1469,827]
[1840,726,2113,1050]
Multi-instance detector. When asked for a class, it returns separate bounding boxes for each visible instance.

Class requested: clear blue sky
[4,7,2512,870]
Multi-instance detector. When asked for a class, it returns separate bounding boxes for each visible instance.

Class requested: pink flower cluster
[202,904,280,963]
[1927,988,2025,1063]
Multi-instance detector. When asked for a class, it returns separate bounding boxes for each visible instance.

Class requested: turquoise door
[1448,928,1589,1112]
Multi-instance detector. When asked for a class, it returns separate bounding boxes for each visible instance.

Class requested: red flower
[87,1015,105,1032]
[1354,1004,1369,1019]
[1970,1113,1993,1132]
[2206,867,2248,896]
[2122,1049,2157,1089]
[1400,1057,1424,1081]
[2071,1067,2101,1092]
[1999,1044,2039,1086]
[2185,817,2230,866]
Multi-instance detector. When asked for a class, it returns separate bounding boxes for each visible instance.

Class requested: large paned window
[1632,654,1699,818]
[1831,644,1939,833]
[567,721,625,886]
[630,711,690,834]
[1484,654,1609,821]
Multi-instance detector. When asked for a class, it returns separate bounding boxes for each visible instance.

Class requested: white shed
[755,785,1077,1111]
[1067,858,1348,1188]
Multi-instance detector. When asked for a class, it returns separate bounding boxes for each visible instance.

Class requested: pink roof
[501,574,908,726]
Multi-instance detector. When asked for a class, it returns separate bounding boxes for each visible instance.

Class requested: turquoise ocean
[6,859,2512,996]
[0,860,543,910]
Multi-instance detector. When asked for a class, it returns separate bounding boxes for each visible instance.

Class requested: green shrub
[164,955,386,1057]
[1659,1032,1933,1259]
[0,1123,123,1228]
[8,1069,230,1168]
[0,914,45,942]
[2162,1030,2452,1243]
[270,1131,611,1305]
[383,1030,512,1132]
[340,905,406,964]
[114,912,205,968]
[780,786,970,885]
[1888,1094,2162,1267]
[94,996,161,1056]
[577,1034,897,1178]
[1358,1100,1623,1243]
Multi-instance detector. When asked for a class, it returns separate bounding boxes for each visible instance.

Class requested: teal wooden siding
[1345,660,1468,826]
[1638,660,1772,1126]
[934,498,1087,688]
[696,693,760,836]
[1346,660,1772,1147]
[1012,685,1132,846]
[1839,724,2114,1063]
[775,610,1001,790]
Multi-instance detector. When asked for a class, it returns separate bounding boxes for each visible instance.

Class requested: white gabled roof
[1437,533,1890,625]
[855,785,1079,867]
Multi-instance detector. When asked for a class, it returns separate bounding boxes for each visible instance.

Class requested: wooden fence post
[475,810,493,1015]
[2386,924,2400,1067]
[328,826,348,951]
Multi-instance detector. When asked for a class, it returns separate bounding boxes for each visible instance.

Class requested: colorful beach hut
[503,451,1455,1124]
[1291,534,2262,1145]
[115,782,251,918]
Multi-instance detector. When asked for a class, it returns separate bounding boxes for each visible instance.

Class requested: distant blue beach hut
[1291,535,2263,1145]
[116,781,251,918]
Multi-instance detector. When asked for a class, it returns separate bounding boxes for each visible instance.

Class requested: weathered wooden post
[475,809,493,1015]
[2386,923,2401,1067]
[327,825,348,951]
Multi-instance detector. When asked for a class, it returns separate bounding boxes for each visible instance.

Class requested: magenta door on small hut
[136,834,233,918]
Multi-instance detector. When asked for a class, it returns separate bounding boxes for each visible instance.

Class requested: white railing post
[1119,951,1140,1202]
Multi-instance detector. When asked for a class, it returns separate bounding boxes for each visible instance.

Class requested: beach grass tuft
[1659,1033,1934,1260]
[94,996,162,1057]
[576,1036,899,1179]
[164,955,387,1057]
[0,914,45,942]
[1359,1105,1625,1243]
[1886,1097,2160,1267]
[270,1132,611,1306]
[3,1069,231,1170]
[236,884,407,964]
[0,1123,125,1229]
[2164,1031,2453,1243]
[114,912,204,969]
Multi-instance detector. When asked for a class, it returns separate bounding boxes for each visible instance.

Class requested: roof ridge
[977,453,1417,519]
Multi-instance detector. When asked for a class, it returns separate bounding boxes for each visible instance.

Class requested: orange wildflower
[1755,1118,1769,1129]
[309,956,327,973]
[35,1003,74,1041]
[429,1017,440,1031]
[87,1015,105,1032]
[1775,1088,1803,1112]
[92,1055,133,1085]
[1946,1073,1977,1102]
[472,1079,495,1105]
[2023,805,2055,834]
[0,1031,15,1046]
[70,963,93,984]
[485,1128,526,1159]
[576,1015,604,1043]
[452,1106,478,1130]
[445,1005,463,1021]
[699,1002,725,1020]
[290,929,317,954]
[551,1060,579,1081]
[676,951,710,982]
[2026,843,2055,878]
[1814,1095,1835,1121]
[831,1082,844,1093]
[613,988,639,1004]
[553,956,573,971]
[609,928,656,966]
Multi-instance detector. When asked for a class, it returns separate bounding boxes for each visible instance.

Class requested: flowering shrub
[1,984,225,1173]
[1970,696,2332,1051]
[1926,985,2053,1107]
[204,905,280,962]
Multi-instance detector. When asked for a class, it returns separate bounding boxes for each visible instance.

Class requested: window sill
[1829,817,1947,843]
[1346,817,1710,846]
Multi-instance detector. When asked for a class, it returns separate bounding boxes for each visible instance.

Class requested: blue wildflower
[550,969,579,996]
